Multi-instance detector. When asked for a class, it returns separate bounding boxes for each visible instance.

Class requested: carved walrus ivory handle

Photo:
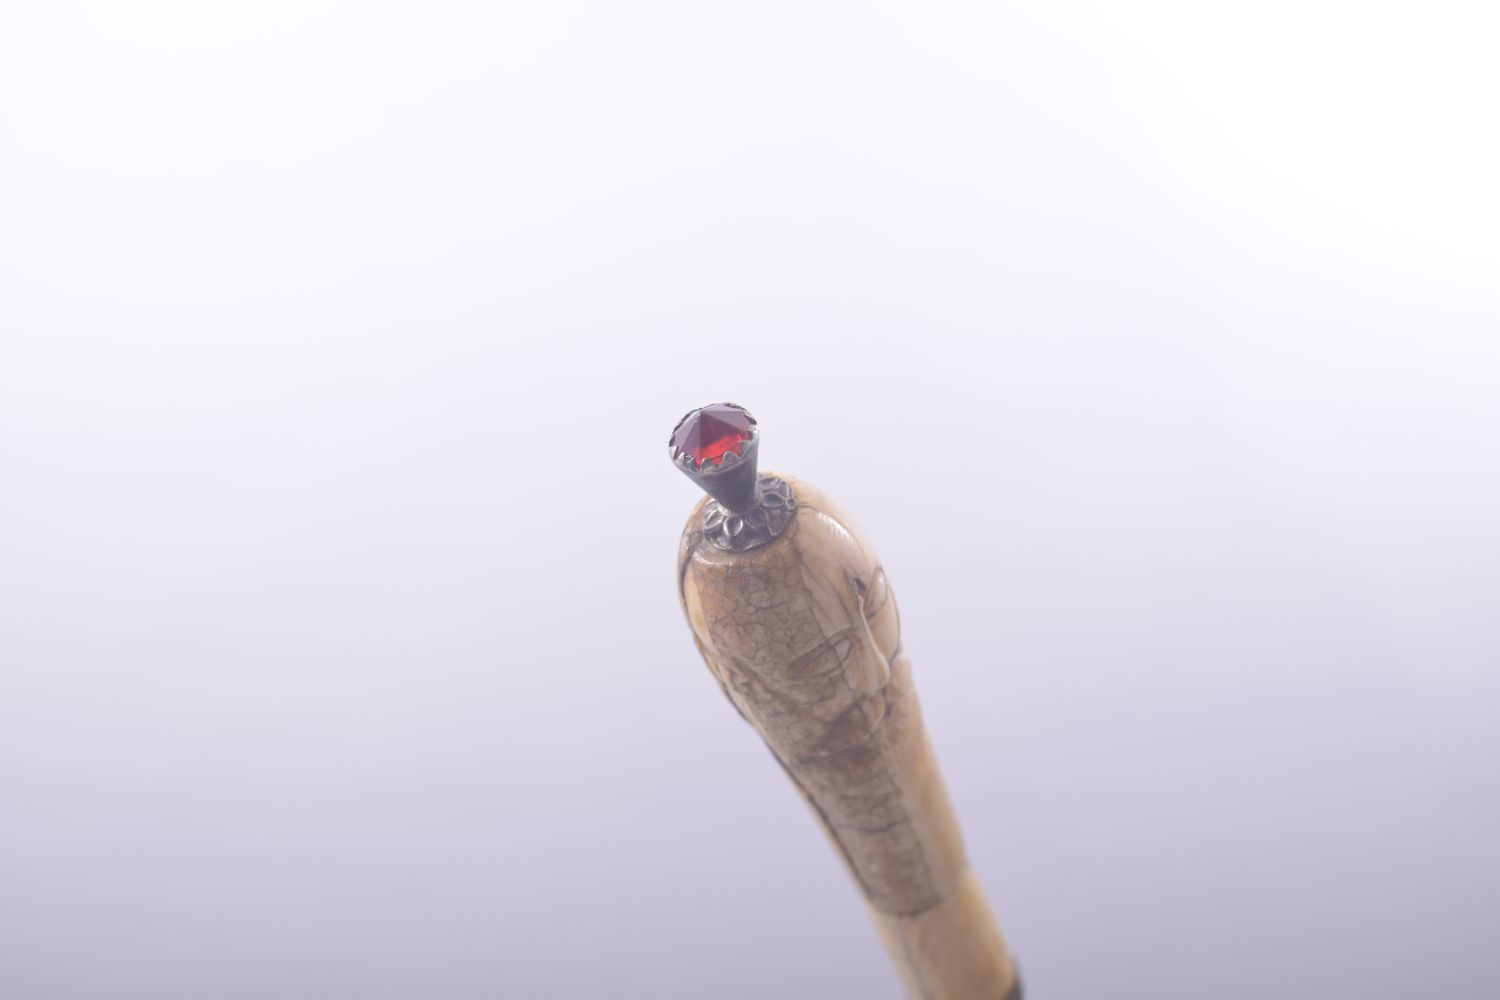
[677,469,1020,1000]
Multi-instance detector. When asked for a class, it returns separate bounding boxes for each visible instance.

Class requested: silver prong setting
[669,403,795,552]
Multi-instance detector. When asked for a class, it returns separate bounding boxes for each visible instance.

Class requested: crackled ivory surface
[679,475,1018,1000]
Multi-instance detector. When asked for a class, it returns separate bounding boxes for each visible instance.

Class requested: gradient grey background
[2,3,1497,997]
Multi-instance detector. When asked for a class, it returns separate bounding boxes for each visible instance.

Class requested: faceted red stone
[672,403,754,467]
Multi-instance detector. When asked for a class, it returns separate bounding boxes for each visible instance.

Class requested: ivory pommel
[677,473,1019,1000]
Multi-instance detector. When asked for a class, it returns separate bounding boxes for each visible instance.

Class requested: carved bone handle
[678,473,1019,1000]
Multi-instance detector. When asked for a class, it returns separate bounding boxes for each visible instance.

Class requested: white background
[2,2,1497,997]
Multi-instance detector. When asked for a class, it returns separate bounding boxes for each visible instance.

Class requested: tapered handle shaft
[678,474,1019,1000]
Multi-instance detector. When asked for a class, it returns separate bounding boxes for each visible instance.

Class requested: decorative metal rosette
[701,475,796,552]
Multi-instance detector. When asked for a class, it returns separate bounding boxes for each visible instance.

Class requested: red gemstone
[672,403,754,467]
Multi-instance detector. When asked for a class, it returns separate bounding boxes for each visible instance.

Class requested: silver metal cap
[669,402,795,552]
